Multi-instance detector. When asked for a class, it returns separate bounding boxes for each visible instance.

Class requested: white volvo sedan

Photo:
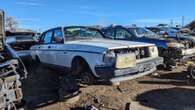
[31,26,163,84]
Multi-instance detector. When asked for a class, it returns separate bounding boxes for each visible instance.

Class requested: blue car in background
[101,25,195,70]
[147,26,195,50]
[146,27,178,37]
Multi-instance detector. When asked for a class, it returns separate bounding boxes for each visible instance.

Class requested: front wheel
[80,72,96,85]
[71,58,96,85]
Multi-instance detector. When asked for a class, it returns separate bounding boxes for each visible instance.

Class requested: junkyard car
[5,28,37,59]
[0,9,28,110]
[147,26,195,55]
[101,25,195,70]
[179,28,195,37]
[31,26,163,83]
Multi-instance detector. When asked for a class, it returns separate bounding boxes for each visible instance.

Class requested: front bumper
[95,57,163,83]
[182,48,195,55]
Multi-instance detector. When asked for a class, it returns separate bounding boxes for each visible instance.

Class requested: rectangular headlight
[115,53,136,69]
[149,46,159,58]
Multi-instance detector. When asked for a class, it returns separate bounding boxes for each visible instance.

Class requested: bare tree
[5,16,18,31]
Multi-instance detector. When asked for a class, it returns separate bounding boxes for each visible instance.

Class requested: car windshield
[64,27,104,41]
[128,27,156,37]
[163,27,178,33]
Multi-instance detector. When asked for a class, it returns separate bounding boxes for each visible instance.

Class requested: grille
[114,47,150,59]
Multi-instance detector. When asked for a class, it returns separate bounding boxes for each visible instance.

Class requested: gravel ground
[21,62,195,110]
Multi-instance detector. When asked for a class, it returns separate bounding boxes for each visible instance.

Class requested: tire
[80,72,96,85]
[187,65,195,79]
[15,100,28,110]
[165,65,173,71]
[71,58,96,85]
[31,55,41,67]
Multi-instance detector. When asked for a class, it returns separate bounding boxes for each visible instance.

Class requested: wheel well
[35,55,40,62]
[71,56,91,71]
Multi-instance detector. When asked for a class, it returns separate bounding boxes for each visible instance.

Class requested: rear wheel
[32,55,41,67]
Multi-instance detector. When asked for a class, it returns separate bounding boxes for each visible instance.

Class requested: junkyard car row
[30,26,163,83]
[1,8,195,109]
[101,25,195,70]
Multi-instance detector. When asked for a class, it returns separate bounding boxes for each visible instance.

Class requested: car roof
[103,25,146,30]
[43,26,101,32]
[126,27,144,29]
[41,26,106,37]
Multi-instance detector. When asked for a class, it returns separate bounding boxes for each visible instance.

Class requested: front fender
[67,52,104,77]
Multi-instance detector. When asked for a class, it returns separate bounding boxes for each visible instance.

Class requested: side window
[115,28,131,39]
[39,33,45,43]
[53,29,63,43]
[102,29,115,39]
[43,31,53,44]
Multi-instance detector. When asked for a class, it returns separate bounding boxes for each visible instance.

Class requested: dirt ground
[21,61,195,110]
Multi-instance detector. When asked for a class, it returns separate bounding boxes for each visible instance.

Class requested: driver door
[50,28,66,67]
[38,30,54,64]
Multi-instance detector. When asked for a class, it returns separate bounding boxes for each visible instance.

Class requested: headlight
[103,50,116,65]
[149,46,159,57]
[166,42,185,48]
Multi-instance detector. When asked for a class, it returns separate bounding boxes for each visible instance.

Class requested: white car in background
[31,26,163,84]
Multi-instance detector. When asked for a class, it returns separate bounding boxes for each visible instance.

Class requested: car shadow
[135,87,195,110]
[21,61,111,110]
[21,62,63,110]
[139,71,195,86]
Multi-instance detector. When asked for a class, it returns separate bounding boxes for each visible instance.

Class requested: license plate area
[115,53,136,69]
[138,62,155,72]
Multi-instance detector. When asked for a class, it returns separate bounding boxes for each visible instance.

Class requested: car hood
[66,39,154,50]
[168,34,195,43]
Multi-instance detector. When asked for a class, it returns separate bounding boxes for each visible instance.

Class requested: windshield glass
[64,27,103,41]
[128,28,156,37]
[163,27,178,33]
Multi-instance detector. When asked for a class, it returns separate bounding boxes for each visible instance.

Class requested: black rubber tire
[165,65,173,71]
[31,55,41,68]
[187,65,195,79]
[71,58,96,85]
[15,99,28,110]
[35,55,41,63]
[80,72,96,85]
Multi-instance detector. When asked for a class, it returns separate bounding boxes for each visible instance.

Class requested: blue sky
[0,0,194,31]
